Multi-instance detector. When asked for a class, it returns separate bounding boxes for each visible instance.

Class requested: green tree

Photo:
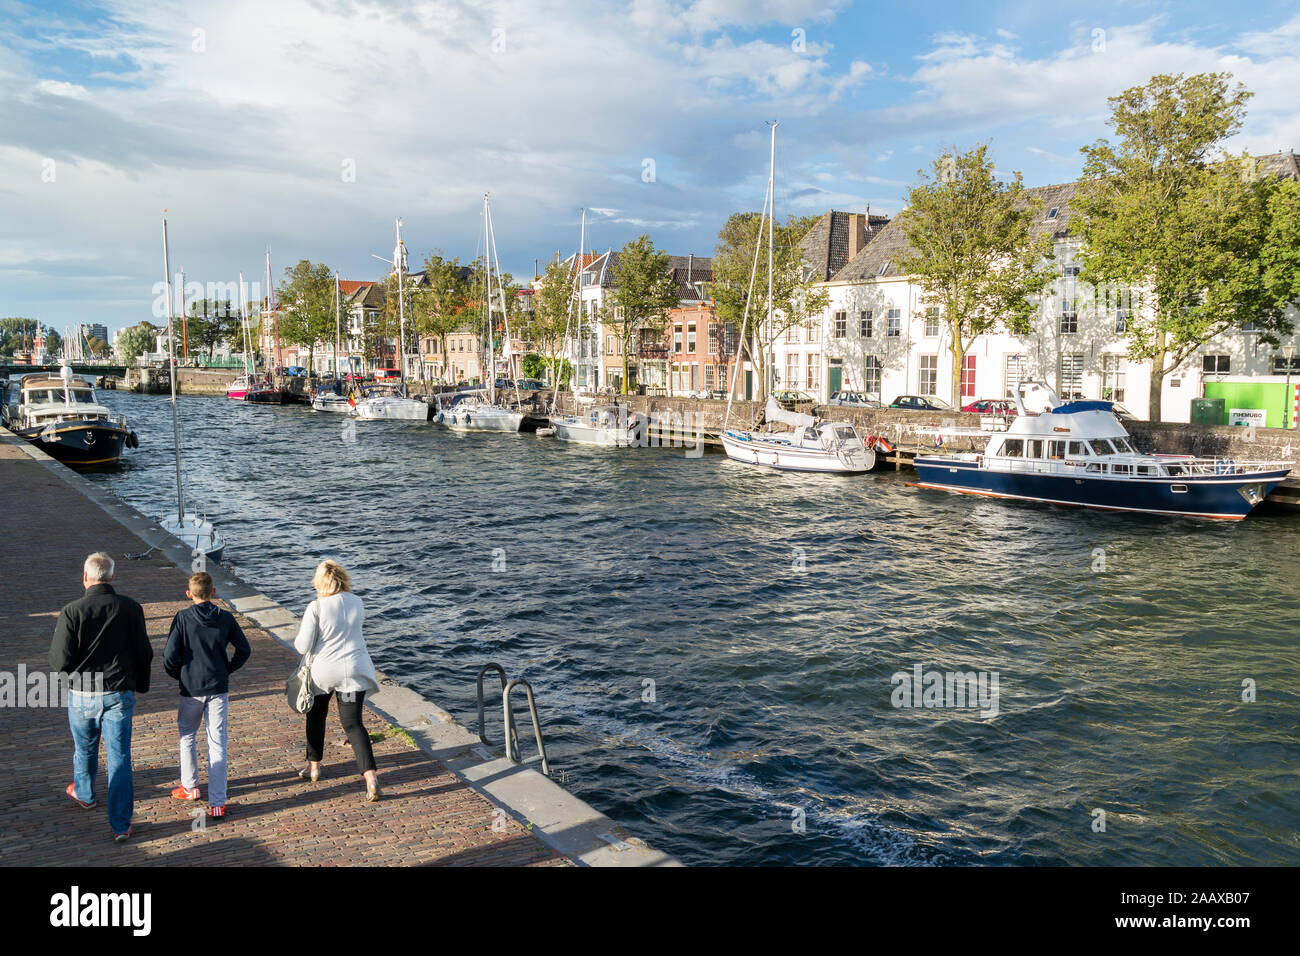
[411,253,476,382]
[896,145,1055,407]
[85,336,109,357]
[115,322,158,364]
[43,326,62,357]
[710,213,830,402]
[276,260,336,372]
[186,299,235,364]
[1073,72,1297,420]
[524,257,577,388]
[608,235,680,394]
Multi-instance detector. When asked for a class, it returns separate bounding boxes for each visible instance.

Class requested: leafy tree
[186,299,236,364]
[276,260,336,372]
[85,336,109,357]
[115,322,159,364]
[710,213,830,403]
[607,235,680,394]
[44,327,62,356]
[0,318,40,355]
[523,257,578,390]
[411,252,476,382]
[1073,72,1298,420]
[896,145,1055,407]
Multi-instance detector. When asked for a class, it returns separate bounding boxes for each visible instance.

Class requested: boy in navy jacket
[163,572,251,818]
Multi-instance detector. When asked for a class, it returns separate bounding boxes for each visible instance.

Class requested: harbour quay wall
[177,368,241,395]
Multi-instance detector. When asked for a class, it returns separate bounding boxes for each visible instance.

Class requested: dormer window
[1046,207,1059,220]
[877,261,889,277]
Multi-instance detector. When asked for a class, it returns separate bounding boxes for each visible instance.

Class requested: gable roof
[798,210,891,281]
[832,182,1080,282]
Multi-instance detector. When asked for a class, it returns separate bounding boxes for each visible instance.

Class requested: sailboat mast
[238,272,251,376]
[334,271,341,379]
[577,208,586,391]
[162,218,185,523]
[482,195,494,405]
[766,120,777,401]
[394,218,408,384]
[484,197,519,406]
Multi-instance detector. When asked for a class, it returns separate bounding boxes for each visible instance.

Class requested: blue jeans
[68,690,135,834]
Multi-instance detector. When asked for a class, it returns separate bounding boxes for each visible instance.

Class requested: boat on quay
[721,397,876,473]
[910,382,1295,520]
[1,365,138,467]
[435,389,524,432]
[311,384,352,413]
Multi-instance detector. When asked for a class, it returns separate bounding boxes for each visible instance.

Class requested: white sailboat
[352,218,429,422]
[719,122,875,474]
[312,272,352,413]
[548,209,648,447]
[437,195,524,433]
[159,218,225,562]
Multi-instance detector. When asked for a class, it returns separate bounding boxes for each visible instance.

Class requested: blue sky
[3,0,1299,335]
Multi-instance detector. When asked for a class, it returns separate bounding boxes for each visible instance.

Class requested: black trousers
[304,689,376,774]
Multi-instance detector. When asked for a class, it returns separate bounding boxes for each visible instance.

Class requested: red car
[961,398,1017,415]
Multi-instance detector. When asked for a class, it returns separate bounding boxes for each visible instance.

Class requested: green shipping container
[1203,382,1298,429]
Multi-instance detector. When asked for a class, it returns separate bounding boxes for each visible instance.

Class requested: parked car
[772,389,816,410]
[828,391,883,408]
[889,395,954,411]
[515,378,546,391]
[961,398,1017,415]
[373,368,401,380]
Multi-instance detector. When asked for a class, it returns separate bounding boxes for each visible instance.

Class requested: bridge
[0,363,129,378]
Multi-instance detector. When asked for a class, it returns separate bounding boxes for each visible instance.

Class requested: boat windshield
[831,426,858,442]
[1110,437,1135,453]
[1089,439,1116,456]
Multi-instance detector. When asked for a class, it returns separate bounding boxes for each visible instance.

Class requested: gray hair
[83,552,115,583]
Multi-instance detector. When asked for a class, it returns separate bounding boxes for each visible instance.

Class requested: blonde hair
[313,560,351,597]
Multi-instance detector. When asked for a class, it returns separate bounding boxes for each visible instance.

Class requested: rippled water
[84,391,1300,866]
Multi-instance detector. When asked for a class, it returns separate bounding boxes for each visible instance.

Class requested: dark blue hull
[911,457,1291,520]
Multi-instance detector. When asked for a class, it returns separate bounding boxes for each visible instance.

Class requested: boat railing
[985,454,1293,478]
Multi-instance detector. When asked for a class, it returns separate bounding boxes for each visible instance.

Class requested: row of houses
[250,150,1299,422]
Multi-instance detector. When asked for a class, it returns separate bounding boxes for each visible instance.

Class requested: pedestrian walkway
[0,435,566,866]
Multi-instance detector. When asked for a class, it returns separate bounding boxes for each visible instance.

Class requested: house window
[687,323,696,353]
[1060,299,1078,334]
[859,310,873,337]
[785,355,799,390]
[924,307,940,337]
[877,261,889,277]
[705,365,715,390]
[886,309,901,337]
[1046,207,1059,220]
[919,354,938,395]
[806,324,819,344]
[1101,354,1126,402]
[1063,265,1081,277]
[786,326,799,344]
[1202,354,1230,375]
[706,323,718,355]
[862,356,882,395]
[673,325,683,353]
[1272,355,1300,373]
[1058,353,1084,399]
[833,311,847,338]
[1004,353,1027,397]
[807,353,821,391]
[1115,308,1128,333]
[961,355,976,398]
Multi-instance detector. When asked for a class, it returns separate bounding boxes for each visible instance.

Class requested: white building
[773,157,1300,423]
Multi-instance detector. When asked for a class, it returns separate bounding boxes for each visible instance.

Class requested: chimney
[848,212,867,260]
[687,253,693,284]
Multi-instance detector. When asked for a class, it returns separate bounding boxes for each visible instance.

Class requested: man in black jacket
[50,552,153,842]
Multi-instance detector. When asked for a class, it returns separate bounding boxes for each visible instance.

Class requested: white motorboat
[436,393,523,432]
[911,382,1294,519]
[722,397,876,473]
[350,384,428,421]
[311,389,352,413]
[552,403,648,447]
[160,511,225,564]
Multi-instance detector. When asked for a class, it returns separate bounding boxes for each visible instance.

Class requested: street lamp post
[1284,345,1296,430]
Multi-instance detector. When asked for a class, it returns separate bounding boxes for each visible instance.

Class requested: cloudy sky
[3,0,1300,336]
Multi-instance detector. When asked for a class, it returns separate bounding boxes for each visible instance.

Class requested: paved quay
[0,428,672,866]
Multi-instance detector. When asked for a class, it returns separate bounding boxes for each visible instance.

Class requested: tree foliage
[1073,72,1298,420]
[710,213,829,402]
[114,322,159,364]
[276,260,337,372]
[608,235,680,394]
[896,144,1055,407]
[410,252,476,382]
[521,257,575,387]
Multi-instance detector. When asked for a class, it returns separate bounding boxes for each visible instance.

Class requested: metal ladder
[475,663,550,776]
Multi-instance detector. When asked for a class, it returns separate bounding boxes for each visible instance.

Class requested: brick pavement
[0,439,567,866]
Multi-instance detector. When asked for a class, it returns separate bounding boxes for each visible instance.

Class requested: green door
[745,369,753,401]
[828,364,842,397]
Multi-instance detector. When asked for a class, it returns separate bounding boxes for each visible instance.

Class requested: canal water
[87,391,1300,866]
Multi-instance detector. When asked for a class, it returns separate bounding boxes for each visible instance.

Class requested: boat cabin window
[833,427,857,442]
[1111,437,1135,454]
[1111,463,1132,475]
[1025,439,1042,458]
[1136,465,1156,476]
[1000,438,1024,456]
[1089,439,1116,456]
[69,389,95,403]
[1048,440,1067,459]
[1068,441,1088,456]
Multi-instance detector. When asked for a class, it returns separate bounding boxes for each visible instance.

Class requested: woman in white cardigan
[294,560,382,801]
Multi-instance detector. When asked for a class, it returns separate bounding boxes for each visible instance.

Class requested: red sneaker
[171,786,201,801]
[66,782,97,809]
[113,826,132,843]
[207,805,226,819]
